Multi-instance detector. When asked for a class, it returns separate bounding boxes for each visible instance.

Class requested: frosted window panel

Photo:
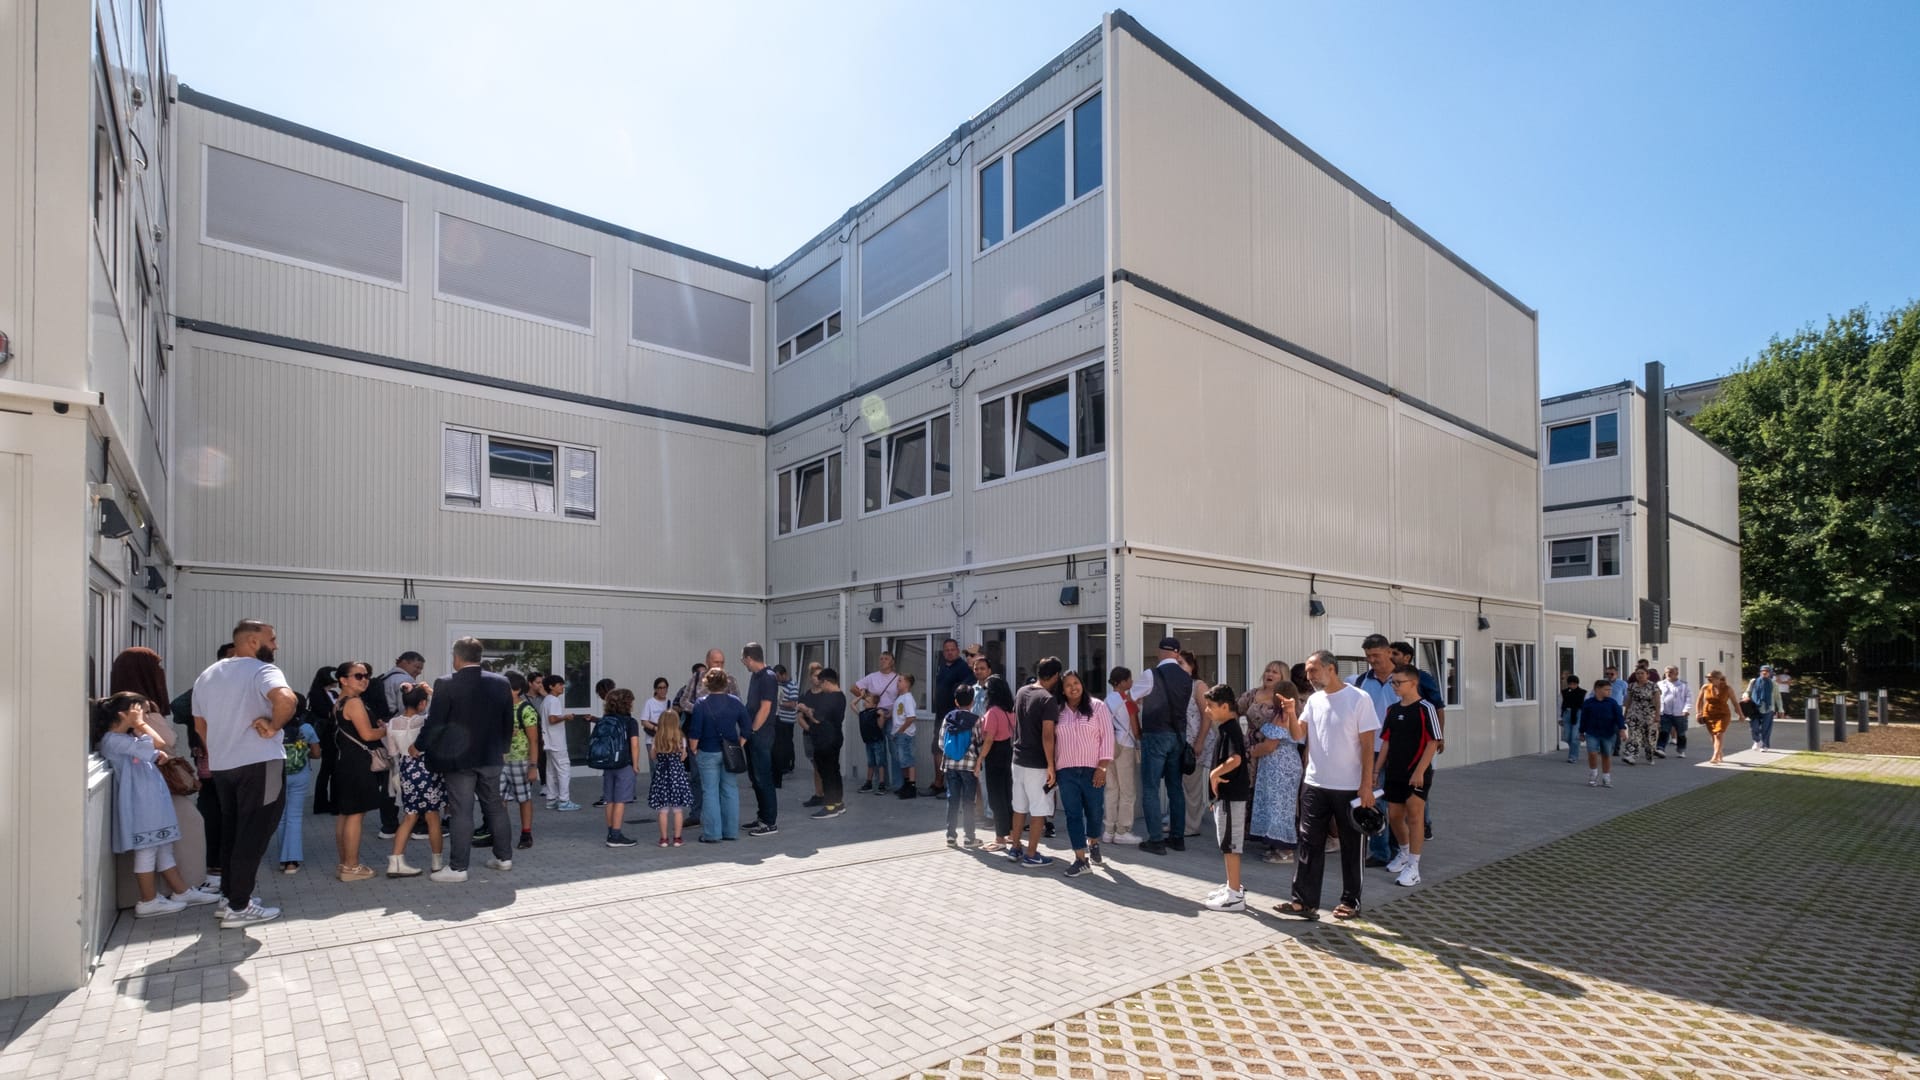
[859,187,948,316]
[205,148,403,282]
[438,214,593,329]
[631,271,751,366]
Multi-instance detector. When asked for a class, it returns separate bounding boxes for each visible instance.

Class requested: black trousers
[197,782,225,874]
[772,721,797,782]
[748,727,778,826]
[211,761,287,910]
[379,788,400,835]
[1291,784,1363,912]
[443,766,511,871]
[813,739,844,806]
[983,741,1014,839]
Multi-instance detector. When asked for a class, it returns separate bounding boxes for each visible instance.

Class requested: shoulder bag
[719,738,749,774]
[158,755,201,796]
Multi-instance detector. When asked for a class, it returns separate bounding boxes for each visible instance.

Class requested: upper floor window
[1547,533,1620,580]
[777,451,842,536]
[978,90,1102,252]
[443,427,597,522]
[863,411,951,514]
[630,270,752,368]
[437,215,592,330]
[860,187,949,319]
[204,147,405,286]
[1546,412,1619,466]
[776,260,842,365]
[979,361,1105,483]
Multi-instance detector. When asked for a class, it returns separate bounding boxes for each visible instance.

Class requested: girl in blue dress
[1242,667,1303,863]
[647,710,694,846]
[93,693,222,918]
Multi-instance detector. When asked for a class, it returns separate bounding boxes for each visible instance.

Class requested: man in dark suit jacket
[420,636,515,881]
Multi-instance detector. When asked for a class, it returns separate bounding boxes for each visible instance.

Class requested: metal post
[1806,695,1820,752]
[1834,697,1847,743]
[1878,689,1889,727]
[1859,691,1872,733]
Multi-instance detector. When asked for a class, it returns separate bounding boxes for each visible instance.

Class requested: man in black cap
[1134,636,1193,855]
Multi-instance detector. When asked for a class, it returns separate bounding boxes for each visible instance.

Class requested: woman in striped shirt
[1056,671,1116,879]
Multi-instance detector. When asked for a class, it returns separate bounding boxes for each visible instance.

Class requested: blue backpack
[940,712,976,762]
[587,715,632,770]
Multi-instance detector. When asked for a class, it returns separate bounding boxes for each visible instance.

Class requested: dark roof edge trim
[765,24,1105,284]
[767,277,1104,436]
[1540,380,1634,408]
[1114,270,1537,459]
[1107,10,1535,319]
[176,85,768,281]
[1543,496,1631,513]
[174,318,765,437]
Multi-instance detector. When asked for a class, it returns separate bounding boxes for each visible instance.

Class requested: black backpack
[363,671,400,723]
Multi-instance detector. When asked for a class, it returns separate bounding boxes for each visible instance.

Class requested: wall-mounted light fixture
[1586,620,1597,639]
[1476,598,1491,632]
[868,607,885,624]
[1307,574,1325,618]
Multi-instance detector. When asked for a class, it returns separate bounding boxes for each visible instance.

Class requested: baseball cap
[1157,636,1182,652]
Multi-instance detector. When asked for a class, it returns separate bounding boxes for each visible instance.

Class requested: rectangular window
[1603,648,1631,677]
[204,147,405,284]
[777,452,842,536]
[1139,622,1248,690]
[1411,637,1461,707]
[978,90,1102,251]
[775,260,841,365]
[1546,411,1621,466]
[979,360,1107,483]
[1495,642,1536,705]
[979,622,1108,687]
[1547,533,1621,580]
[859,187,949,318]
[863,634,931,714]
[443,427,596,521]
[437,214,593,330]
[630,270,752,367]
[862,412,951,514]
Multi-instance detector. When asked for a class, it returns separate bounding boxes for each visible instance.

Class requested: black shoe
[1140,840,1168,855]
[472,829,492,844]
[747,823,778,836]
[1044,822,1056,839]
[411,824,430,839]
[1089,844,1105,868]
[896,784,918,800]
[858,780,874,792]
[593,799,606,808]
[1424,821,1433,841]
[875,786,891,796]
[517,832,533,850]
[1064,858,1091,878]
[802,796,824,808]
[684,816,701,829]
[606,833,638,848]
[1365,856,1390,868]
[1166,837,1185,852]
[742,821,764,831]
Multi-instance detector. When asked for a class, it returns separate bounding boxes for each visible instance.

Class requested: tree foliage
[1691,301,1920,681]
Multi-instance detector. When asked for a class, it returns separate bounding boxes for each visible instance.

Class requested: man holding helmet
[1273,650,1379,922]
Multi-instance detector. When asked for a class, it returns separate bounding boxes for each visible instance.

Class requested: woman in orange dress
[1695,670,1736,764]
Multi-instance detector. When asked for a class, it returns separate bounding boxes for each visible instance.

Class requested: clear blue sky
[166,0,1918,395]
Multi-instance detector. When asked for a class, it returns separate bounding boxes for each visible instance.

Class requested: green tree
[1692,301,1920,687]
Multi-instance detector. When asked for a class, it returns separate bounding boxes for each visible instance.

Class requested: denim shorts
[1585,733,1619,756]
[864,740,889,767]
[890,731,917,769]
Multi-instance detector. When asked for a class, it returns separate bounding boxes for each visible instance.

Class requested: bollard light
[1860,691,1872,733]
[1834,697,1847,743]
[1806,696,1820,752]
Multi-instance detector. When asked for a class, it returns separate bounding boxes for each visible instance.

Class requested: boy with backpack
[588,688,643,848]
[502,672,542,850]
[940,685,982,847]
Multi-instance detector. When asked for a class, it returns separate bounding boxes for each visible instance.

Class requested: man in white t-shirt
[192,618,298,928]
[1276,650,1379,922]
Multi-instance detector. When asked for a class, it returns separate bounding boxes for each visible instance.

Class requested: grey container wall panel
[1668,416,1739,539]
[1395,409,1541,604]
[175,339,765,597]
[1670,522,1741,634]
[179,108,412,356]
[1420,255,1491,432]
[171,570,764,711]
[769,335,854,428]
[769,597,842,644]
[1119,295,1394,580]
[972,194,1104,328]
[968,460,1108,565]
[769,521,848,597]
[1388,224,1431,402]
[853,278,954,387]
[1487,299,1539,449]
[1545,578,1631,622]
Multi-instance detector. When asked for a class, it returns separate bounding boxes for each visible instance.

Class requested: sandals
[1332,903,1361,921]
[1272,901,1319,921]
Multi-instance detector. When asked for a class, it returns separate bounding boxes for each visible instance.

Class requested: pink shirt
[980,705,1015,743]
[1055,699,1116,770]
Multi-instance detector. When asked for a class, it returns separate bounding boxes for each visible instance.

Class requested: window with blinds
[436,214,594,330]
[859,187,949,318]
[443,427,596,522]
[202,147,405,283]
[630,270,752,367]
[774,260,841,365]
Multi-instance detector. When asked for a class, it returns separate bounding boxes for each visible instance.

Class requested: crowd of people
[90,619,1794,930]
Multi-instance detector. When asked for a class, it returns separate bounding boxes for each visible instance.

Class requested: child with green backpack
[941,685,982,848]
[275,710,320,874]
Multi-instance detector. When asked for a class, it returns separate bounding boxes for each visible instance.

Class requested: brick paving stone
[6,749,1906,1079]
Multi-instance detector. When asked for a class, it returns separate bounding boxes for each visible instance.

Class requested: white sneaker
[134,896,187,918]
[1587,776,1597,787]
[1204,883,1230,902]
[209,896,260,919]
[429,866,468,883]
[1385,852,1412,874]
[1111,831,1144,846]
[194,877,222,895]
[218,901,280,927]
[1601,774,1614,788]
[485,857,513,871]
[1395,864,1422,887]
[171,888,221,907]
[1203,889,1246,911]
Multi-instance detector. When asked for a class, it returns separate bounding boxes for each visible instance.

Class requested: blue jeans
[864,740,889,774]
[1560,709,1582,761]
[944,770,979,841]
[274,768,312,864]
[1749,712,1774,749]
[696,751,740,840]
[1057,766,1103,853]
[748,728,777,826]
[889,732,916,789]
[1138,730,1185,842]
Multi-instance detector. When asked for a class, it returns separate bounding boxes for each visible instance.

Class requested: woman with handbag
[688,668,750,842]
[329,661,390,881]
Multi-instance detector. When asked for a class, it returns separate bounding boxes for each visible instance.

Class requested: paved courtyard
[4,725,1916,1080]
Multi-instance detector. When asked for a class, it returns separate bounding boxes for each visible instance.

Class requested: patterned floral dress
[1242,693,1301,845]
[1622,681,1661,764]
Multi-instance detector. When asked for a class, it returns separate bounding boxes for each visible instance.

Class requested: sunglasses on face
[349,673,370,681]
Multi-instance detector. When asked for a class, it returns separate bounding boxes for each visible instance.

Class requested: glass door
[980,622,1109,688]
[1140,621,1249,688]
[450,624,602,753]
